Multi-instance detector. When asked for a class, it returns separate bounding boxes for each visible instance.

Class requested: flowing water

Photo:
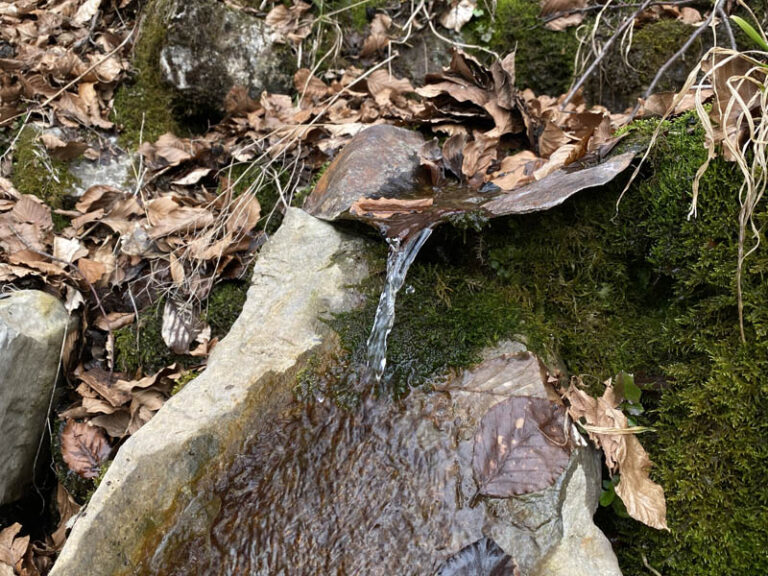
[364,227,433,382]
[141,384,490,575]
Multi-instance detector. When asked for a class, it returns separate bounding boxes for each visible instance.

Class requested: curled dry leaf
[563,381,668,530]
[473,395,572,497]
[0,523,28,576]
[439,0,476,33]
[162,298,205,354]
[50,483,81,550]
[60,419,112,479]
[350,197,434,219]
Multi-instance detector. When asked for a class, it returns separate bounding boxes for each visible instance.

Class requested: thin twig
[717,3,737,50]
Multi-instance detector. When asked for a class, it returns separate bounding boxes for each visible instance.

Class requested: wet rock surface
[50,209,370,575]
[305,124,637,238]
[304,124,428,223]
[155,0,295,114]
[140,346,620,576]
[0,291,70,505]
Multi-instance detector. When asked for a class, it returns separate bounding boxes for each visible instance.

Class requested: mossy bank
[329,113,768,575]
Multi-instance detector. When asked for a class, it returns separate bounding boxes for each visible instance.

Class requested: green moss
[11,126,79,230]
[170,370,199,395]
[483,114,768,574]
[111,0,180,147]
[218,162,286,234]
[204,280,248,338]
[464,0,581,95]
[115,281,248,376]
[114,298,187,375]
[331,240,523,399]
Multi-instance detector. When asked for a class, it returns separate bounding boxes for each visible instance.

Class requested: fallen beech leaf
[171,167,212,186]
[350,197,434,219]
[563,380,668,530]
[51,483,81,549]
[436,538,520,576]
[678,7,702,25]
[0,523,28,576]
[77,257,107,284]
[162,299,204,354]
[473,395,571,497]
[39,132,87,161]
[225,193,261,234]
[53,236,88,263]
[11,195,52,228]
[361,13,392,57]
[74,365,131,407]
[94,311,135,332]
[440,0,476,33]
[60,419,111,479]
[73,0,102,26]
[490,150,542,190]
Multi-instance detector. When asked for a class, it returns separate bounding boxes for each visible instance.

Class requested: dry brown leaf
[39,133,87,161]
[73,0,102,26]
[678,7,702,25]
[350,196,434,219]
[94,311,134,332]
[74,364,131,407]
[361,13,392,57]
[77,257,106,284]
[225,193,261,234]
[171,168,212,186]
[161,299,204,354]
[11,195,53,229]
[490,150,542,190]
[50,484,81,550]
[60,419,111,479]
[563,381,668,530]
[53,236,88,263]
[0,523,28,576]
[440,0,476,33]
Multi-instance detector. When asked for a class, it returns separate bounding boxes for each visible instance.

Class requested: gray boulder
[0,290,70,505]
[154,0,295,113]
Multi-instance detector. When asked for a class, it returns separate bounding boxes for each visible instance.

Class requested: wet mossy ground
[330,113,768,575]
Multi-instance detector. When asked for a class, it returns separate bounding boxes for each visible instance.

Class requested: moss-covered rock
[586,19,707,111]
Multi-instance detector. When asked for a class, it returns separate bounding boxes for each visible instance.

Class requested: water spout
[365,228,433,382]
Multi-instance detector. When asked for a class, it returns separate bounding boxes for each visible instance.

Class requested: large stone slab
[0,290,70,505]
[50,208,370,575]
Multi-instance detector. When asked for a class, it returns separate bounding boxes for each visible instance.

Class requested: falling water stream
[364,227,433,382]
